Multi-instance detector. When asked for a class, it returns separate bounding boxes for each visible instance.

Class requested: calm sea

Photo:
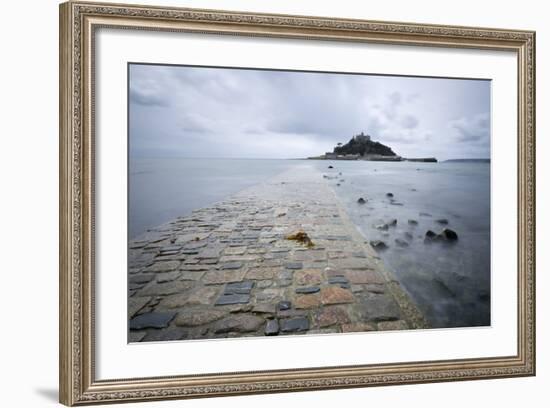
[130,157,490,329]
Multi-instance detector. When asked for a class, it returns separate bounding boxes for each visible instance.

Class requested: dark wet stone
[160,245,182,253]
[280,317,310,332]
[265,319,280,336]
[285,262,303,270]
[184,240,208,250]
[441,228,458,241]
[129,312,176,330]
[221,261,243,270]
[389,219,397,226]
[215,294,251,305]
[370,240,388,250]
[436,218,449,225]
[225,281,254,294]
[408,219,418,225]
[386,193,394,197]
[129,273,155,284]
[328,276,349,285]
[420,212,432,217]
[295,286,320,294]
[357,197,367,204]
[278,301,291,311]
[395,238,409,247]
[181,249,200,255]
[375,224,389,231]
[359,295,400,322]
[425,230,437,240]
[390,202,404,206]
[328,165,334,169]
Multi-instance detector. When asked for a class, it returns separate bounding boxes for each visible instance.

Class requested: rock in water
[441,228,458,241]
[328,165,334,169]
[386,193,394,198]
[436,218,449,225]
[425,228,458,242]
[408,219,418,225]
[389,219,397,226]
[425,230,437,241]
[357,197,367,204]
[370,240,388,250]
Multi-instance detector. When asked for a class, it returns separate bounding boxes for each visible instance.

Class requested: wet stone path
[128,165,428,342]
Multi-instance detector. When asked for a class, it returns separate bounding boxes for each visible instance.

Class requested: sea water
[130,157,490,329]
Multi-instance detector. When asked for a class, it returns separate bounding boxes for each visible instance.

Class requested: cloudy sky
[129,63,491,161]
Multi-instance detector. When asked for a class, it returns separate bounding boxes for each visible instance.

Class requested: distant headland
[308,132,437,162]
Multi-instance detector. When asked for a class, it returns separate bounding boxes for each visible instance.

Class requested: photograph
[57,1,536,404]
[127,63,491,342]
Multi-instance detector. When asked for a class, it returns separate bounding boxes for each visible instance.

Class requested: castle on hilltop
[308,131,437,162]
[353,132,371,143]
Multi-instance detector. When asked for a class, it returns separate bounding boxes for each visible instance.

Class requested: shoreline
[128,164,428,342]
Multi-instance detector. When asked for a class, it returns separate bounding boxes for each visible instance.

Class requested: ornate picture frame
[59,1,535,405]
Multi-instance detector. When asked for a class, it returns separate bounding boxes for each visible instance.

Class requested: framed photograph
[59,1,536,405]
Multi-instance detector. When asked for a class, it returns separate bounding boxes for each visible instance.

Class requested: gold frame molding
[59,1,536,405]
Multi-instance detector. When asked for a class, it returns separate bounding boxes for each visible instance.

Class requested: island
[308,132,437,162]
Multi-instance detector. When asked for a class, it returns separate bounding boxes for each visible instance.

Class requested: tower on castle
[354,132,371,142]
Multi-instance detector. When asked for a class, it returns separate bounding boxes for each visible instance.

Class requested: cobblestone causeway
[128,165,429,342]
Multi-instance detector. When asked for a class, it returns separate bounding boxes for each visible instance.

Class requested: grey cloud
[130,87,169,107]
[450,113,490,143]
[129,64,491,161]
[400,115,419,129]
